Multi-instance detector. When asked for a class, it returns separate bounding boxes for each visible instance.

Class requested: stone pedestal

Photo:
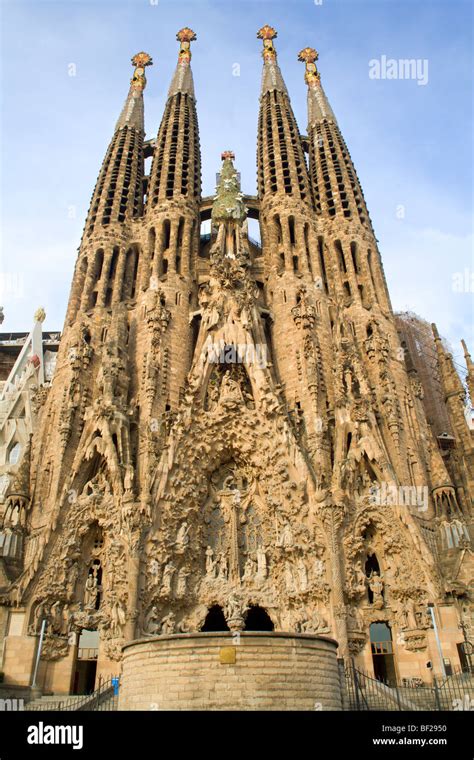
[119,632,342,710]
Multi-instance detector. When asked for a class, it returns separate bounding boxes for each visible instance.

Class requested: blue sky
[0,0,472,370]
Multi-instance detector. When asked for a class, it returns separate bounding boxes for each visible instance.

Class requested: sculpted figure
[176,521,191,549]
[176,568,189,598]
[160,612,176,635]
[217,552,228,580]
[242,555,255,581]
[225,593,242,621]
[353,559,366,594]
[110,599,126,637]
[61,604,71,636]
[224,593,246,631]
[297,558,308,592]
[161,562,175,596]
[49,601,63,634]
[285,561,296,594]
[368,571,384,609]
[144,605,161,635]
[277,521,293,548]
[313,558,326,580]
[124,464,134,492]
[148,558,160,582]
[31,601,46,634]
[205,546,216,578]
[300,610,329,633]
[84,572,98,609]
[346,606,364,632]
[220,372,243,403]
[256,547,267,579]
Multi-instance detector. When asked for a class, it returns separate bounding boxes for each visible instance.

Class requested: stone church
[0,26,472,709]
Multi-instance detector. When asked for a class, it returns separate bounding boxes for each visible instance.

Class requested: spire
[148,28,201,207]
[256,25,312,204]
[432,324,465,399]
[84,52,152,237]
[461,339,474,403]
[257,25,288,97]
[168,27,197,99]
[115,52,153,131]
[432,325,474,462]
[298,47,337,126]
[301,43,374,233]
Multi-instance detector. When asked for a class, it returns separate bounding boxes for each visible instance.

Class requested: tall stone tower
[0,26,472,708]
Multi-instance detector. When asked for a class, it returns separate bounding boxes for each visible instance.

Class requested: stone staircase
[343,666,474,711]
[25,678,120,711]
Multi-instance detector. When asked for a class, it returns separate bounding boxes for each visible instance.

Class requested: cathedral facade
[0,26,472,708]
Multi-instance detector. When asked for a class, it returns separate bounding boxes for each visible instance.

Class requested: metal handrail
[345,661,474,711]
[28,675,120,711]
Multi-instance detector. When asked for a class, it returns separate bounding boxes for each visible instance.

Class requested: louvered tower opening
[85,126,144,234]
[149,93,200,206]
[259,91,310,203]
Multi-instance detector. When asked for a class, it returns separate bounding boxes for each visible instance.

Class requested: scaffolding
[395,311,453,437]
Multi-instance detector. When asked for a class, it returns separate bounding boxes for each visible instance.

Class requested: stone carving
[143,605,161,636]
[284,561,296,594]
[3,75,471,702]
[205,546,216,578]
[217,552,228,580]
[256,546,267,580]
[291,287,317,329]
[368,571,384,609]
[403,632,428,652]
[297,557,308,592]
[346,606,365,633]
[175,521,191,551]
[277,521,293,549]
[313,558,326,580]
[298,609,330,634]
[224,593,247,632]
[160,562,175,597]
[41,634,70,661]
[110,599,127,637]
[84,566,101,610]
[160,612,176,635]
[176,567,190,598]
[242,554,256,581]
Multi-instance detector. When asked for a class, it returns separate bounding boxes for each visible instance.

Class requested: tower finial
[176,27,197,64]
[257,25,278,60]
[257,26,288,96]
[299,45,336,125]
[166,29,197,98]
[221,150,235,162]
[298,47,321,86]
[130,52,153,91]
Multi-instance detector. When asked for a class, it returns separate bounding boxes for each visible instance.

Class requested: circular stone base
[119,632,342,711]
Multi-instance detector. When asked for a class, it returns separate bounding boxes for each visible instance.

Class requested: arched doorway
[73,629,99,694]
[370,622,396,685]
[201,605,229,632]
[244,606,274,631]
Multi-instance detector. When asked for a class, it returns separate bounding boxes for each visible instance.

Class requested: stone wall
[119,632,341,711]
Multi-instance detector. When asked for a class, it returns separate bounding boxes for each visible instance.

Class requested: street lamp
[427,603,446,678]
[31,618,47,688]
